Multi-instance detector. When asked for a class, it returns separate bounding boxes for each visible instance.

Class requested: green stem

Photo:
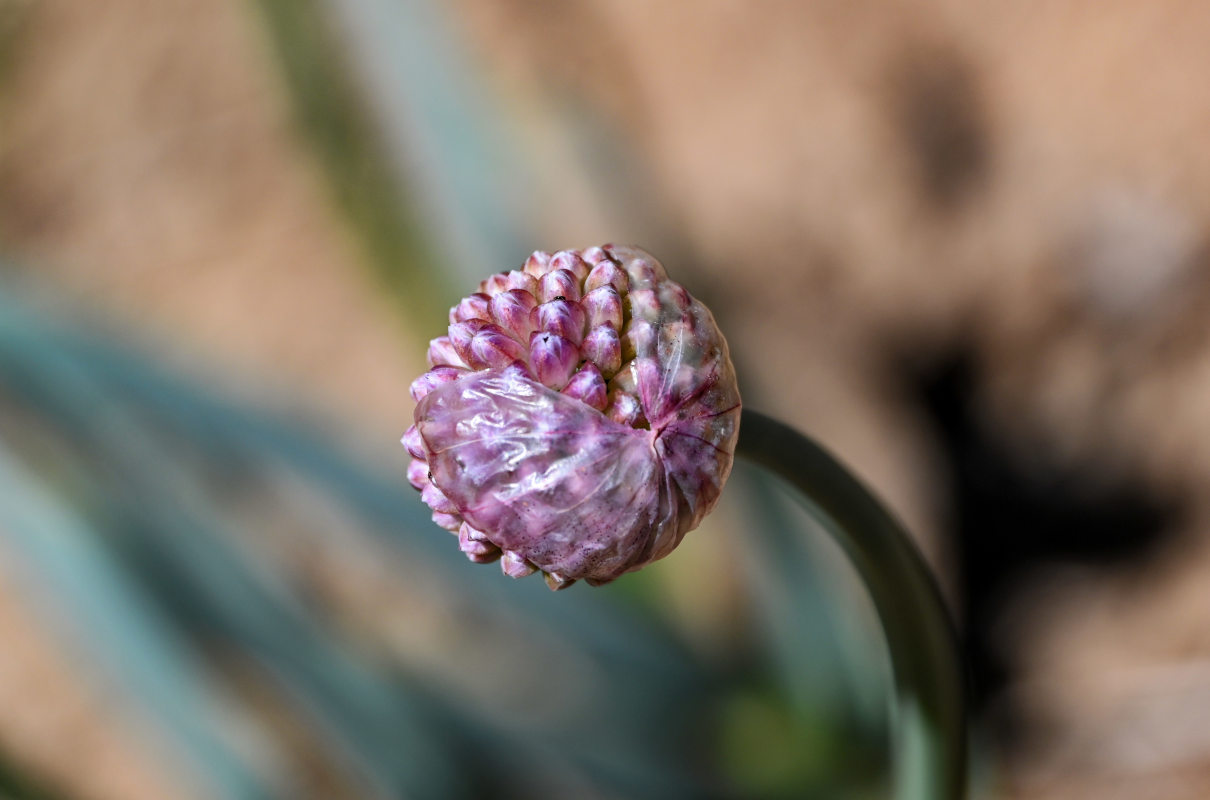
[736,410,967,800]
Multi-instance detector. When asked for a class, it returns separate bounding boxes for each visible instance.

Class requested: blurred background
[1,0,1209,797]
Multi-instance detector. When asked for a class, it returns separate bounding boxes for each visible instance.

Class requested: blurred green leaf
[249,0,453,335]
[0,276,723,798]
[0,440,269,800]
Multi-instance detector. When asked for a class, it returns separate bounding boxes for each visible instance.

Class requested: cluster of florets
[403,245,740,589]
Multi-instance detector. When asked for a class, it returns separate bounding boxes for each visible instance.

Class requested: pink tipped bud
[533,299,586,344]
[582,325,622,377]
[450,293,491,323]
[561,363,608,411]
[505,269,538,295]
[523,250,553,277]
[410,365,463,402]
[500,550,537,578]
[470,329,528,370]
[549,250,590,282]
[459,523,502,563]
[432,511,462,532]
[582,286,624,330]
[402,424,426,459]
[539,269,582,303]
[422,482,459,515]
[580,245,612,266]
[489,289,537,342]
[584,261,629,294]
[427,336,467,369]
[529,332,579,390]
[480,273,511,296]
[407,459,430,491]
[448,319,490,365]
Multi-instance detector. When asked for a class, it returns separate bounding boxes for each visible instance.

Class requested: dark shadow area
[886,44,991,214]
[902,348,1183,744]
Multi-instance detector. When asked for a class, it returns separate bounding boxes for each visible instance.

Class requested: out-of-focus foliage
[0,0,894,798]
[0,273,727,799]
[0,269,889,798]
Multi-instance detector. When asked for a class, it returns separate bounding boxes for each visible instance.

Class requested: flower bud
[448,319,489,366]
[404,245,740,588]
[427,336,467,370]
[549,250,590,282]
[584,261,629,295]
[539,269,582,303]
[500,550,537,578]
[561,362,608,411]
[410,366,463,402]
[489,289,537,342]
[582,285,624,331]
[470,328,528,370]
[529,332,579,390]
[582,325,622,377]
[450,293,491,324]
[459,523,502,563]
[533,299,586,344]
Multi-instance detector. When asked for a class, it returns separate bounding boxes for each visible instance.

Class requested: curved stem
[735,410,967,800]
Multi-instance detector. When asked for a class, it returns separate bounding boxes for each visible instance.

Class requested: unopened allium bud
[403,245,740,589]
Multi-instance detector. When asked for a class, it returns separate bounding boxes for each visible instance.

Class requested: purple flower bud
[584,261,629,295]
[432,511,462,532]
[422,481,459,515]
[523,250,553,277]
[404,245,740,588]
[407,458,429,491]
[621,320,654,364]
[582,285,624,330]
[505,270,537,294]
[489,289,537,342]
[470,328,528,370]
[448,319,490,366]
[610,361,638,395]
[402,424,426,460]
[580,245,611,266]
[459,522,502,563]
[427,336,467,370]
[549,250,590,282]
[410,365,464,402]
[659,282,691,314]
[499,358,534,383]
[500,550,537,578]
[627,257,660,287]
[529,331,579,390]
[582,325,622,377]
[539,269,582,303]
[533,299,586,344]
[450,292,492,323]
[480,273,511,296]
[561,362,608,411]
